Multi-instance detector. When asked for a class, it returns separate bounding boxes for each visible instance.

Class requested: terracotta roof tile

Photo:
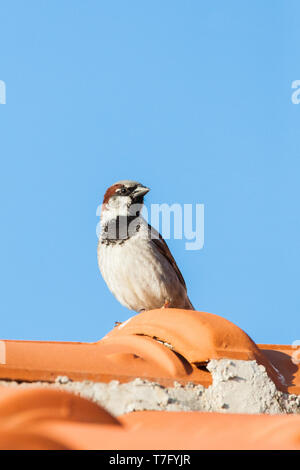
[102,309,284,388]
[0,309,299,392]
[0,388,299,450]
[259,345,300,394]
[0,309,299,449]
[0,388,119,427]
[119,411,300,450]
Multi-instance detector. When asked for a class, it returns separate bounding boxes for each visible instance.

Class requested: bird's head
[101,180,150,223]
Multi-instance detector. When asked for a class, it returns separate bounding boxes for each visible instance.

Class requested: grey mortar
[1,359,299,416]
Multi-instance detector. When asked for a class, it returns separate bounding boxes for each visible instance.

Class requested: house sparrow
[97,180,194,312]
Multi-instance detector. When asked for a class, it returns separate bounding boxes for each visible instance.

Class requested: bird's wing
[148,224,187,290]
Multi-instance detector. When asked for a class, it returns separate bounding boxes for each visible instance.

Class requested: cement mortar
[1,359,299,416]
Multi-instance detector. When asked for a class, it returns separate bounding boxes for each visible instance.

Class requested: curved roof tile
[0,309,298,392]
[0,307,299,449]
[1,399,300,450]
[0,388,119,428]
[102,309,285,389]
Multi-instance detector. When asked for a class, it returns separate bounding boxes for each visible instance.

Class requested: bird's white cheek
[109,197,131,216]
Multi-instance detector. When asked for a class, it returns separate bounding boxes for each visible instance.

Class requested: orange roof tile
[102,309,288,389]
[259,344,300,395]
[0,309,299,449]
[0,387,299,450]
[0,309,298,392]
[0,388,119,428]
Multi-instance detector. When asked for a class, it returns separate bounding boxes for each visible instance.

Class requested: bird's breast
[97,234,180,311]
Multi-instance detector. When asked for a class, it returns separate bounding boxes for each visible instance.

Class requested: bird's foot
[114,321,122,328]
[162,300,170,309]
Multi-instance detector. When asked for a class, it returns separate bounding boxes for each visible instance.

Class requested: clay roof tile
[0,308,299,449]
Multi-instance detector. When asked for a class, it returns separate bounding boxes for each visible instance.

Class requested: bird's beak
[132,185,150,198]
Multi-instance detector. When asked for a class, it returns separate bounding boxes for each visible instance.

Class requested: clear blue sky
[0,1,299,344]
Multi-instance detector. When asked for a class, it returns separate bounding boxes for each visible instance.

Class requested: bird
[97,180,194,313]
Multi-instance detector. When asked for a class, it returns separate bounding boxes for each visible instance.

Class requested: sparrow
[97,180,194,312]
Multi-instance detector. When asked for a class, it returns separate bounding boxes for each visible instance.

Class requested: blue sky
[0,1,299,344]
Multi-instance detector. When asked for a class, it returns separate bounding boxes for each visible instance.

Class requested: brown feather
[148,224,187,290]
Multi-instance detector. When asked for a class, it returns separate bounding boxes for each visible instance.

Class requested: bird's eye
[120,187,127,195]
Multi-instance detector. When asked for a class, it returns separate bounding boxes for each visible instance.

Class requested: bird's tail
[184,296,195,310]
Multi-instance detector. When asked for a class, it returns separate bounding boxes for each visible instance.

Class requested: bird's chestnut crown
[101,180,150,220]
[103,180,149,203]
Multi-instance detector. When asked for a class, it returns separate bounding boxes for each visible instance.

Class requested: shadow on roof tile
[102,309,287,390]
[0,309,298,393]
[0,388,120,428]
